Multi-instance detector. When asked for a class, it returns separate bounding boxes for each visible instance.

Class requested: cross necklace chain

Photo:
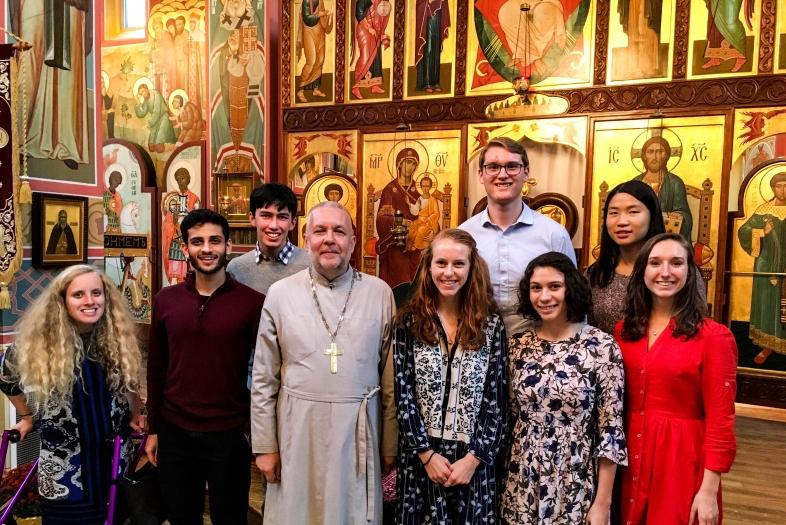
[308,267,357,374]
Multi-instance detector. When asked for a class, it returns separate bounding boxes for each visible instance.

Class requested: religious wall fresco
[346,0,395,102]
[589,116,727,309]
[102,143,152,235]
[731,107,786,210]
[292,0,336,105]
[733,106,786,162]
[286,130,358,193]
[404,0,456,98]
[101,0,207,186]
[101,141,157,320]
[101,45,148,146]
[297,174,358,246]
[210,0,266,175]
[360,130,462,293]
[687,0,761,79]
[466,0,595,95]
[105,256,153,324]
[607,0,675,84]
[161,142,204,287]
[729,161,786,375]
[9,0,95,184]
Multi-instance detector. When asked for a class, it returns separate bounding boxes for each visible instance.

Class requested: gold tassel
[0,283,11,310]
[18,177,31,204]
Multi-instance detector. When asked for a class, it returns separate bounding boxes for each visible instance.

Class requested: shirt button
[632,476,637,481]
[640,370,645,375]
[634,454,639,459]
[629,499,634,504]
[639,390,644,395]
[639,411,644,416]
[636,433,642,438]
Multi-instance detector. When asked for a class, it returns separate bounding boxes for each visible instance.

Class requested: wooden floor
[207,406,786,524]
[723,412,786,523]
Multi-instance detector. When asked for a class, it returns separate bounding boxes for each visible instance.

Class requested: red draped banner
[0,43,24,309]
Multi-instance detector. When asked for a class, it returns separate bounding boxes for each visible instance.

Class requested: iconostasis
[1,1,785,407]
[278,0,786,407]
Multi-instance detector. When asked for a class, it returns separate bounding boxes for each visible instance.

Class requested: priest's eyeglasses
[481,162,525,176]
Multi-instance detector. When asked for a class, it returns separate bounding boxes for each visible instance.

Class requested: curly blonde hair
[7,265,141,412]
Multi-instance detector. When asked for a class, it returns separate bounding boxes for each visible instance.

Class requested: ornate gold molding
[283,76,786,131]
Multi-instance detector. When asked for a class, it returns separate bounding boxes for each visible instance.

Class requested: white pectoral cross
[324,342,343,374]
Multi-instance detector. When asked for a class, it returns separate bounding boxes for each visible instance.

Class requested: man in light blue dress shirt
[460,137,576,336]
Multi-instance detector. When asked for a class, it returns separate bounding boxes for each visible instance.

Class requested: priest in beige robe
[251,201,397,524]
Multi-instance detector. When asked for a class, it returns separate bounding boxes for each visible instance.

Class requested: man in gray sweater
[227,183,310,295]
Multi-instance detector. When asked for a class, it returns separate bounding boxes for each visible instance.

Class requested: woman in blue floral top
[393,229,508,524]
[502,252,628,524]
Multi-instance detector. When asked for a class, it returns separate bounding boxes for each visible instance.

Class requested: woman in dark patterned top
[0,265,143,524]
[502,252,628,524]
[587,181,665,334]
[392,228,508,524]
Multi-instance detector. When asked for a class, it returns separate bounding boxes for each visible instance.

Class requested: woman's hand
[585,501,611,524]
[145,434,158,466]
[418,450,451,485]
[587,459,616,524]
[13,416,34,440]
[130,413,147,433]
[689,488,719,525]
[444,453,479,487]
[128,392,146,432]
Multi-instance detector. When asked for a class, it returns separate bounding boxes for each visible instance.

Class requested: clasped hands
[418,450,479,487]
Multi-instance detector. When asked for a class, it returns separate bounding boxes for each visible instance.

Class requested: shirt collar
[255,240,295,265]
[310,265,357,287]
[480,202,533,228]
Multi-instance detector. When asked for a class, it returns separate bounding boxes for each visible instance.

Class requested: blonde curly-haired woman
[1,265,143,524]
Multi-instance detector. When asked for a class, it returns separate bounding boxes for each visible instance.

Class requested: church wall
[0,0,270,339]
[276,0,786,406]
[0,1,104,346]
[0,1,783,407]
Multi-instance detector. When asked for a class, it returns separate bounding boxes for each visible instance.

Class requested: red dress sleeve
[701,321,738,473]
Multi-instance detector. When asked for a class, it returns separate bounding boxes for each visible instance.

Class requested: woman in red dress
[615,232,737,525]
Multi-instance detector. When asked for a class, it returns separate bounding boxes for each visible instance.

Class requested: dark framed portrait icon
[530,192,580,238]
[214,171,254,226]
[32,193,88,268]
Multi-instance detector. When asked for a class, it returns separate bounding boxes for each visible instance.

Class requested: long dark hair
[587,180,665,288]
[396,229,497,349]
[620,233,706,341]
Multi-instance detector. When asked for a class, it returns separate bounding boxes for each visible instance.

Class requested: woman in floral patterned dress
[502,252,628,524]
[392,229,508,524]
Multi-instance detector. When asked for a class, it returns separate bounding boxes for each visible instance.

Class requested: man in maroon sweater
[145,208,265,525]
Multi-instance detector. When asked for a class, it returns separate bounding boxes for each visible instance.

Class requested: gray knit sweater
[227,246,311,295]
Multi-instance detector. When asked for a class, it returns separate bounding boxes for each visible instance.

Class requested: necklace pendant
[325,341,343,374]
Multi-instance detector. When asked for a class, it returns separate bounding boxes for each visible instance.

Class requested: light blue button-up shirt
[460,204,576,336]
